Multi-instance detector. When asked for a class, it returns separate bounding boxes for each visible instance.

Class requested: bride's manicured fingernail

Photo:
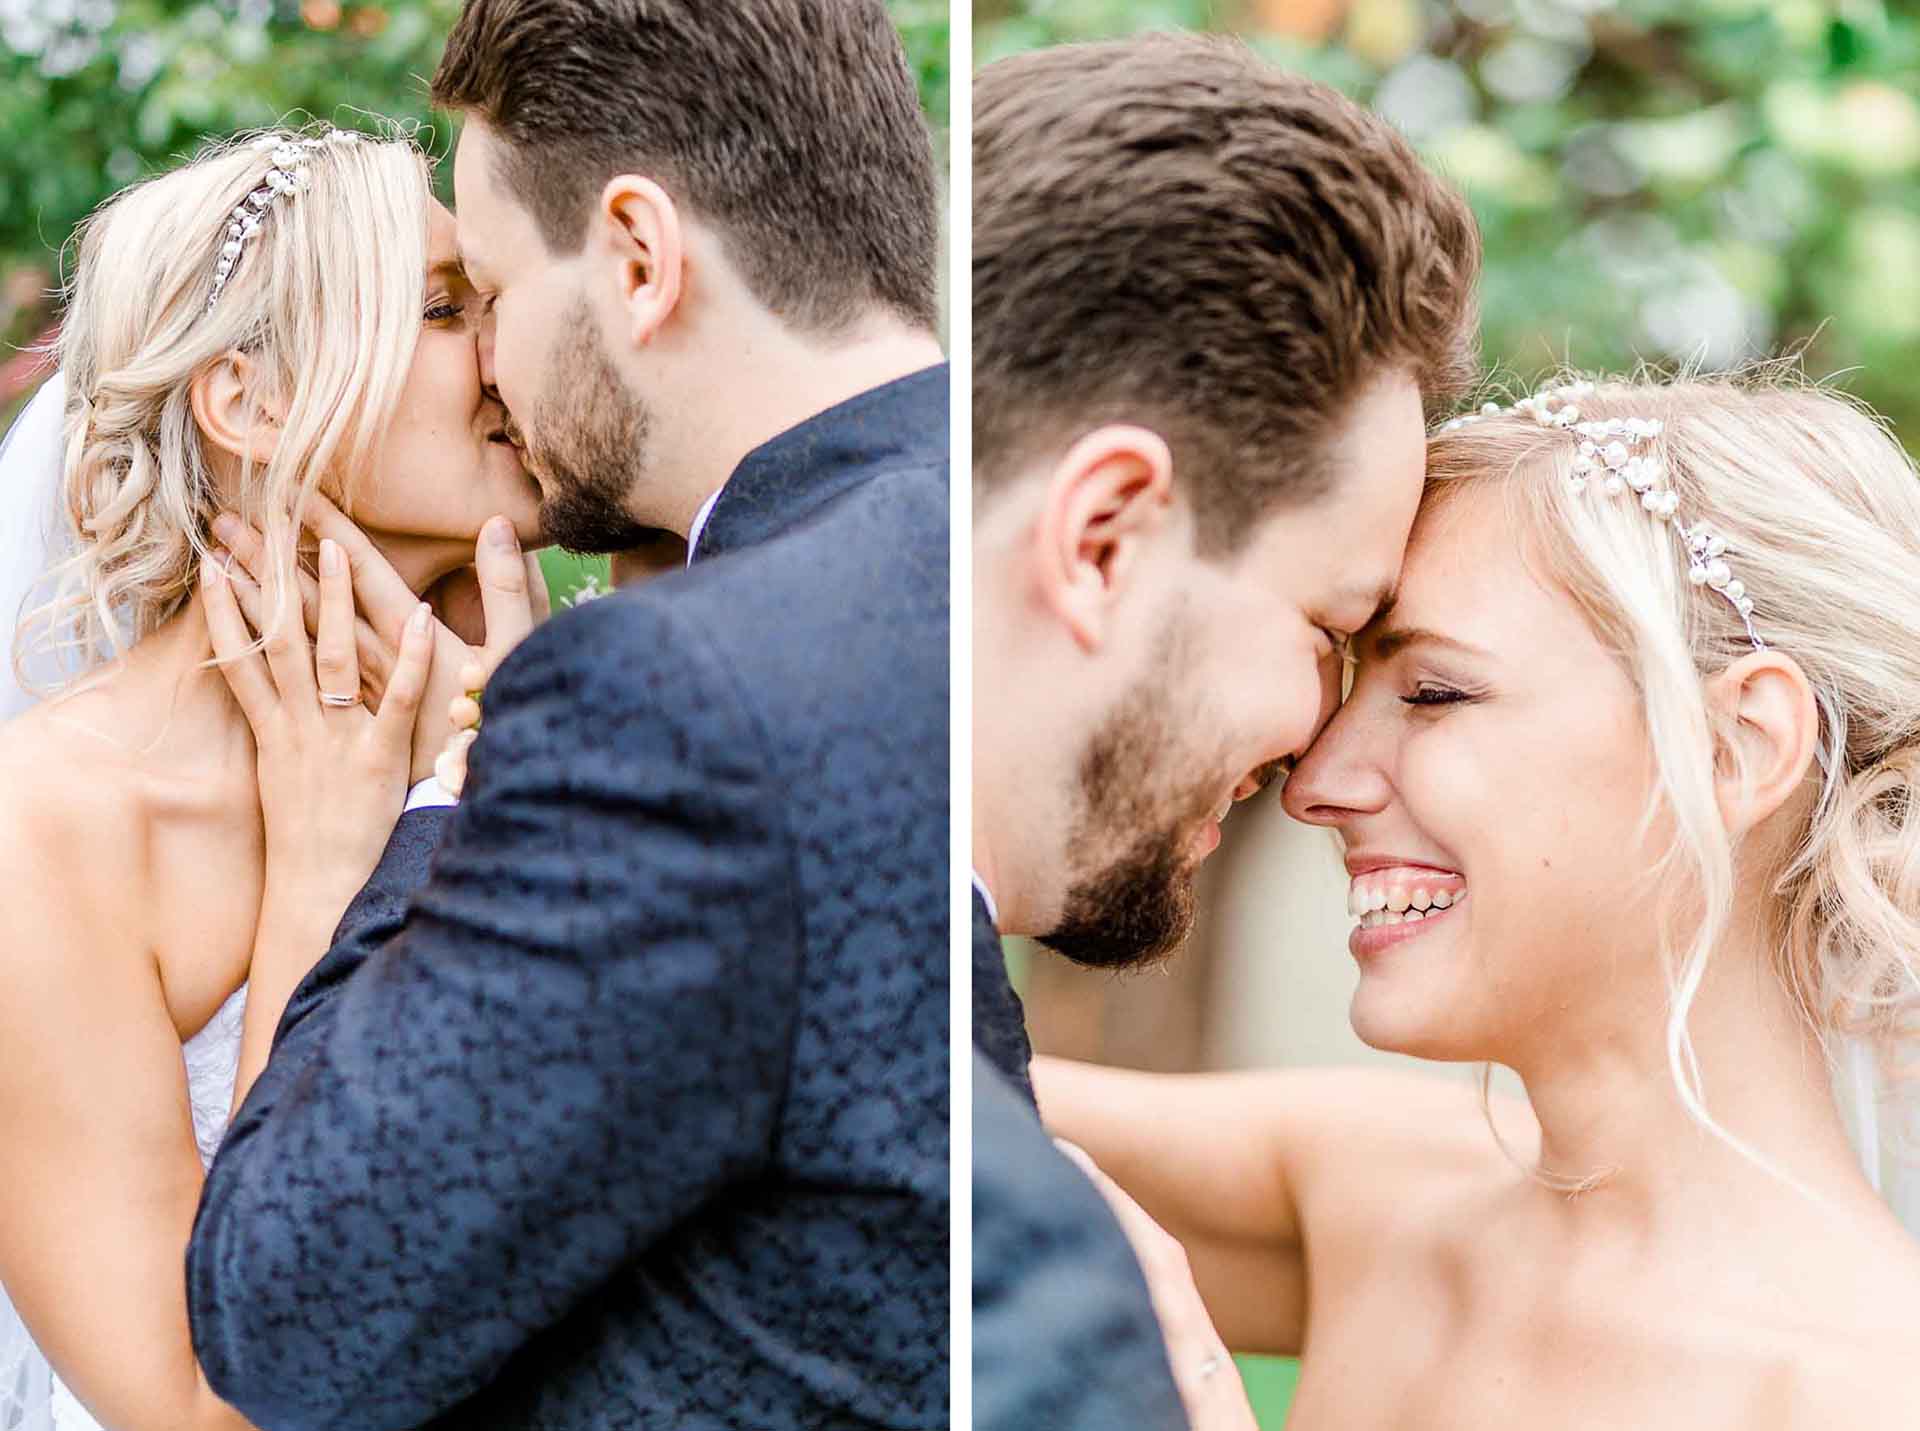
[409,601,432,635]
[486,516,519,552]
[320,538,343,576]
[212,512,241,546]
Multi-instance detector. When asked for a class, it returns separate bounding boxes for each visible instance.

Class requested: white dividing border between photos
[947,2,973,1424]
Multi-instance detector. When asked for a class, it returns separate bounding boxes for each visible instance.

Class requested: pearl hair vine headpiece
[1440,380,1766,650]
[206,130,364,312]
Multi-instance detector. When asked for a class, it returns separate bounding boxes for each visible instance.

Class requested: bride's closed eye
[425,299,465,324]
[1402,682,1474,709]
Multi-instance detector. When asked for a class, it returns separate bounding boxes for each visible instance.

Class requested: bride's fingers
[218,545,389,701]
[300,491,420,644]
[373,602,435,743]
[258,538,317,706]
[200,562,277,730]
[211,512,321,636]
[526,552,551,624]
[474,517,535,659]
[313,539,360,706]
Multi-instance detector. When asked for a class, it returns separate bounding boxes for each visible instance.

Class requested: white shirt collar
[685,486,725,568]
[970,869,1000,928]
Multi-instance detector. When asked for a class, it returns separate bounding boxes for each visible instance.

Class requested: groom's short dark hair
[973,34,1481,555]
[432,0,939,334]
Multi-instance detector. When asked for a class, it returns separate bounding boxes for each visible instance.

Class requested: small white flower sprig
[208,130,363,312]
[1440,380,1766,650]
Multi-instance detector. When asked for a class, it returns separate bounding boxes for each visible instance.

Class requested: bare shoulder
[0,707,143,961]
[1758,1213,1920,1428]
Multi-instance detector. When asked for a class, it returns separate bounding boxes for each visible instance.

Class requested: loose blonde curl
[17,120,434,692]
[1430,365,1920,1180]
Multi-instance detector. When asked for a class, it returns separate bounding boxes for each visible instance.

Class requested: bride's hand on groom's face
[211,495,550,785]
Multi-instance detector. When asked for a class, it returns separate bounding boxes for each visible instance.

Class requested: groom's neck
[651,318,944,539]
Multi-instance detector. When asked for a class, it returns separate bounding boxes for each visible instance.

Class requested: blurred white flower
[1373,54,1475,143]
[1639,256,1770,368]
[563,574,611,608]
[1481,35,1583,105]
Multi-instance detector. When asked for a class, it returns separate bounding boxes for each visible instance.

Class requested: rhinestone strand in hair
[207,130,363,312]
[1441,380,1765,650]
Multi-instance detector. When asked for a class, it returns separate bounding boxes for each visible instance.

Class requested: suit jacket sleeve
[187,594,803,1431]
[973,1051,1191,1431]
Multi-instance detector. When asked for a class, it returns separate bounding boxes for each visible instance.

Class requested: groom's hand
[212,496,549,785]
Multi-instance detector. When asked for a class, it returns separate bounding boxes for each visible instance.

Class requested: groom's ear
[595,175,684,350]
[190,353,282,470]
[1029,425,1176,653]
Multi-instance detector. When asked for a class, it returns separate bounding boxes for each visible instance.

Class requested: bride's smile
[1286,476,1670,1065]
[1038,374,1920,1431]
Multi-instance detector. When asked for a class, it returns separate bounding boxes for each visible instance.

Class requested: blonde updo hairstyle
[20,122,434,687]
[1427,369,1920,1174]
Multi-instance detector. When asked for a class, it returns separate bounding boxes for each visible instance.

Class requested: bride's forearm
[1030,1056,1302,1249]
[230,883,351,1115]
[1031,1055,1315,1356]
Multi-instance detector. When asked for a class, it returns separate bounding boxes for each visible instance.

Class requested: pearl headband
[206,130,363,312]
[1440,380,1766,650]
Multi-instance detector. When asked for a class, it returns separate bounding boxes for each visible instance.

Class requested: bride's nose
[1280,701,1391,828]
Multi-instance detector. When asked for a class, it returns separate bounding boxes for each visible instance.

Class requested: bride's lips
[1344,857,1467,962]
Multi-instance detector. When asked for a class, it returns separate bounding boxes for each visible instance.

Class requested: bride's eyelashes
[425,299,465,324]
[1401,682,1477,709]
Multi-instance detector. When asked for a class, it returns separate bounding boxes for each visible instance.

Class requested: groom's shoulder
[628,463,946,692]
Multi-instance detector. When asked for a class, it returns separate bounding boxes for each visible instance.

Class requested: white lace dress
[0,985,248,1431]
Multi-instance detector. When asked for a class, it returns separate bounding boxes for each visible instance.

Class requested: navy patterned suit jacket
[971,890,1188,1431]
[188,366,951,1430]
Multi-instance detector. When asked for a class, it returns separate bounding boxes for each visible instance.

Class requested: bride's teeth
[1386,888,1411,913]
[1369,887,1387,912]
[1403,908,1425,922]
[1411,888,1431,911]
[1431,890,1453,909]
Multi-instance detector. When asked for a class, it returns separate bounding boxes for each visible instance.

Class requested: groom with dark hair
[189,2,949,1427]
[971,32,1479,1428]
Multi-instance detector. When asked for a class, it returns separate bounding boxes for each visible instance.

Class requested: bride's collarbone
[1291,1200,1920,1431]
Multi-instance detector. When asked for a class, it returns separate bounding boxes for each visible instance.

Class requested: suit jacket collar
[690,362,948,564]
[972,886,1036,1106]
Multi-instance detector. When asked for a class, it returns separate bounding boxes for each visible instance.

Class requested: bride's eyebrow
[426,258,469,291]
[1369,626,1491,661]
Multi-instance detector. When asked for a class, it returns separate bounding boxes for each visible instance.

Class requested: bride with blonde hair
[1043,371,1920,1428]
[0,123,542,1430]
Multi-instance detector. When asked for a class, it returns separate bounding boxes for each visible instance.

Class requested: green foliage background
[982,0,1920,1423]
[980,0,1920,453]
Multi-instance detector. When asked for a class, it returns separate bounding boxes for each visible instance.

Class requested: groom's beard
[525,299,656,555]
[1040,658,1227,972]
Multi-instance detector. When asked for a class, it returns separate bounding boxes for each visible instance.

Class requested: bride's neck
[1505,903,1879,1241]
[63,529,465,775]
[351,528,476,596]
